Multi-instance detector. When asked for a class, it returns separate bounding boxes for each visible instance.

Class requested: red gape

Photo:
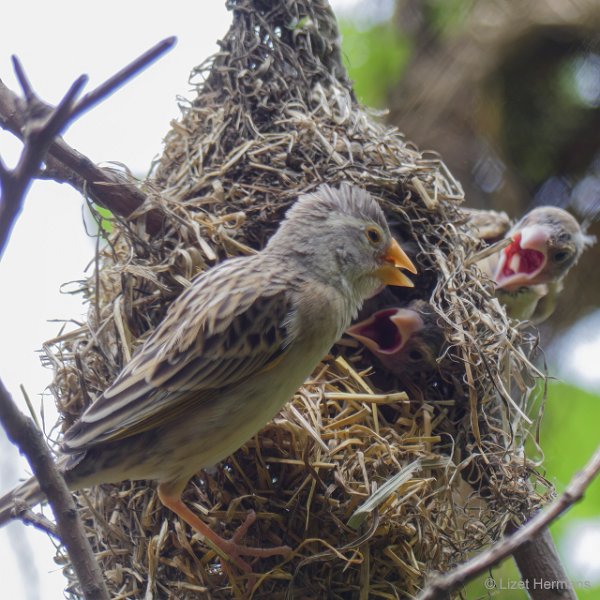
[501,232,545,278]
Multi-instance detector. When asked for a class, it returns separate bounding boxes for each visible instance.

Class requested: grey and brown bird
[347,300,443,387]
[475,206,594,323]
[0,183,417,575]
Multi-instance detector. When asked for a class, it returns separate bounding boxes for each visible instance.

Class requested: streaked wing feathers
[63,256,295,450]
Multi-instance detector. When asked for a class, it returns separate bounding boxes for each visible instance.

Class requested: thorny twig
[0,59,87,258]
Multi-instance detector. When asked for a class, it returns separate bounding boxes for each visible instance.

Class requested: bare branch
[0,37,176,246]
[0,37,176,597]
[11,55,35,102]
[0,62,88,259]
[418,445,600,600]
[71,36,176,121]
[512,528,576,600]
[0,81,157,228]
[16,505,58,538]
[0,377,109,600]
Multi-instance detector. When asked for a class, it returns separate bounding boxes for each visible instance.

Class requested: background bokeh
[1,1,598,598]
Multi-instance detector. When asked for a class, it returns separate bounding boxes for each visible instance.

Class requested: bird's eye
[366,226,382,245]
[553,251,570,263]
[408,349,423,361]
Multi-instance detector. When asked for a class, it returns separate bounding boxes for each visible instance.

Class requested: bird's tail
[0,476,45,526]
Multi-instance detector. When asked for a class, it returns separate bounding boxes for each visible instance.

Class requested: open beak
[375,238,417,287]
[494,225,549,290]
[347,307,424,356]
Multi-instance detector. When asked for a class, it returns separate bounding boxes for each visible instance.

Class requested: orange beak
[375,238,417,287]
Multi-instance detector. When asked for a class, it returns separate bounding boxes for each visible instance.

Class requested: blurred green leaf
[93,204,114,234]
[339,20,410,108]
[428,0,474,33]
[541,382,600,533]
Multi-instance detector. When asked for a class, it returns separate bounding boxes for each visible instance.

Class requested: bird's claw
[222,510,291,573]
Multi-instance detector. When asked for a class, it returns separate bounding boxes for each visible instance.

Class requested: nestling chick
[347,300,444,386]
[493,206,591,291]
[0,183,417,578]
[476,206,594,324]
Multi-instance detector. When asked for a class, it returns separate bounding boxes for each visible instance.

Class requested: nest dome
[46,1,551,597]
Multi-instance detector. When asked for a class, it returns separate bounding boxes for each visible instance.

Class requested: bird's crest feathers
[283,183,387,230]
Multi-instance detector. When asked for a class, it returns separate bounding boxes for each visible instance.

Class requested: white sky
[0,1,598,598]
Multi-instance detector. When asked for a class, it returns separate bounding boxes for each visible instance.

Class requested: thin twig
[0,64,87,258]
[16,505,58,538]
[418,444,600,600]
[0,377,110,600]
[71,36,176,121]
[0,37,176,244]
[0,82,156,227]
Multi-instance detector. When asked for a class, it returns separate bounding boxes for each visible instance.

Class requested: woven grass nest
[44,0,553,597]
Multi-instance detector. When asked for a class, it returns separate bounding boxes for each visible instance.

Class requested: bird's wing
[63,256,296,450]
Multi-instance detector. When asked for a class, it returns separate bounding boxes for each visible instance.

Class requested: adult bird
[0,183,417,575]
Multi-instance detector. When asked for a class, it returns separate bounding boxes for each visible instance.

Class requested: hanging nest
[43,0,553,597]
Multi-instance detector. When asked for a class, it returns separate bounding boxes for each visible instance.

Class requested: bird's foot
[156,486,291,589]
[220,510,291,573]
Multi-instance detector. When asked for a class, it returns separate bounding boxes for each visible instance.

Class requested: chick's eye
[366,226,382,245]
[408,349,423,361]
[553,251,570,263]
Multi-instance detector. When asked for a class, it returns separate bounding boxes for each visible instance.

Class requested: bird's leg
[157,484,291,574]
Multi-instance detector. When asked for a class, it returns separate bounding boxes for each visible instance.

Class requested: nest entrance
[45,1,552,597]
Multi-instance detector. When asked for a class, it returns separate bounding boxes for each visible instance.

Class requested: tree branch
[418,444,600,600]
[15,503,58,538]
[0,377,109,600]
[0,61,87,258]
[512,527,576,600]
[0,37,176,597]
[71,36,176,121]
[0,37,175,246]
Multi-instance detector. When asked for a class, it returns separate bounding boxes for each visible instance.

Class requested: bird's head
[346,300,444,379]
[267,183,417,301]
[347,306,424,356]
[347,300,444,385]
[494,207,592,291]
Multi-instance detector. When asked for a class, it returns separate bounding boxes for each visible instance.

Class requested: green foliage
[541,382,600,532]
[498,47,598,185]
[427,0,474,34]
[339,20,410,108]
[93,204,114,234]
